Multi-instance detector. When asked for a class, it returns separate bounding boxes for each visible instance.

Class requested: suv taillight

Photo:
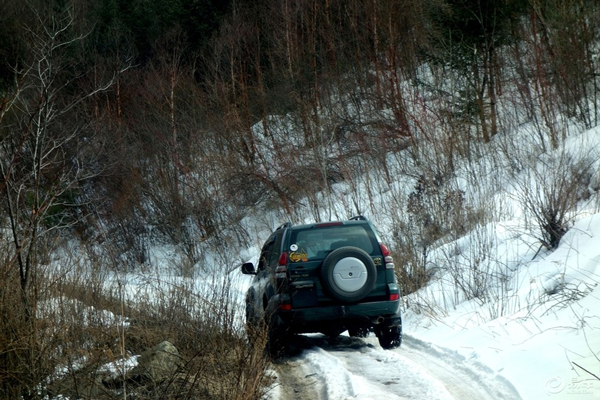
[275,252,288,279]
[278,252,287,265]
[385,256,395,269]
[380,244,395,269]
[379,243,390,257]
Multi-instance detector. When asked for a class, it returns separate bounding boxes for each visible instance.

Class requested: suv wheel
[348,326,370,338]
[374,325,402,349]
[266,322,289,357]
[320,246,377,303]
[323,326,345,339]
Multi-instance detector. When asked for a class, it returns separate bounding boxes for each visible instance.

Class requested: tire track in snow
[401,335,522,400]
[270,334,521,400]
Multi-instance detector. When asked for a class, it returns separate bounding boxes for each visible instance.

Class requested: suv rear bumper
[267,295,401,333]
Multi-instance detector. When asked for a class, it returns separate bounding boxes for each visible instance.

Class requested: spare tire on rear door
[320,246,377,303]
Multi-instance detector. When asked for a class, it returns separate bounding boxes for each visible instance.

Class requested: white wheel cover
[332,257,368,292]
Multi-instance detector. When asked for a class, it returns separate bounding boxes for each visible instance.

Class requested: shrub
[508,140,597,251]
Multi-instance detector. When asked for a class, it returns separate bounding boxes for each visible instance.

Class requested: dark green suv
[241,216,401,353]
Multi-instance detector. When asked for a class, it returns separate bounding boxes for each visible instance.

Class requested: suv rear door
[285,223,388,306]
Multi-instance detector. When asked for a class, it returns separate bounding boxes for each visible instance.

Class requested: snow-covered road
[268,333,522,400]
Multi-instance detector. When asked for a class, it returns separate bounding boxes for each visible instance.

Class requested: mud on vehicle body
[241,216,402,355]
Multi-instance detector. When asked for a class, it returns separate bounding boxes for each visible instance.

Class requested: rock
[127,340,183,383]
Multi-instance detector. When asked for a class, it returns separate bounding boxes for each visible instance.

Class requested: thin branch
[572,362,600,381]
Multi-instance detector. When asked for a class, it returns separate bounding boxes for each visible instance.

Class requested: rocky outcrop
[127,340,183,383]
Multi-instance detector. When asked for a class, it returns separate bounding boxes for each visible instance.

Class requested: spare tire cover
[320,246,377,303]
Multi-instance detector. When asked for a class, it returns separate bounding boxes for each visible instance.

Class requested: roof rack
[276,222,292,231]
[349,215,367,221]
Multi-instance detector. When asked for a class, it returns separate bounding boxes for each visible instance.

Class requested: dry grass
[0,251,272,400]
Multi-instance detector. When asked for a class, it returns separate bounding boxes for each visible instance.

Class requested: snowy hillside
[404,212,600,399]
[397,128,600,399]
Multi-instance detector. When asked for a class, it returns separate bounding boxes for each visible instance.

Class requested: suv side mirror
[241,262,256,275]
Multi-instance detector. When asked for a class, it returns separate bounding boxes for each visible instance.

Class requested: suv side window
[267,232,283,268]
[257,231,283,271]
[257,240,274,271]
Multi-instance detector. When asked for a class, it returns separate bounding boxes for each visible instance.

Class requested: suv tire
[320,246,377,303]
[375,325,402,349]
[266,325,286,357]
[348,326,370,338]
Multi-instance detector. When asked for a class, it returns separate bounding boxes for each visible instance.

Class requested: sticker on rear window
[290,244,298,251]
[289,250,308,262]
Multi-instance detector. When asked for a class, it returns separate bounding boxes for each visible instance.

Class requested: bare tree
[0,3,117,395]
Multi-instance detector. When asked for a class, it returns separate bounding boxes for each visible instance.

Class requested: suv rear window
[288,225,377,260]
